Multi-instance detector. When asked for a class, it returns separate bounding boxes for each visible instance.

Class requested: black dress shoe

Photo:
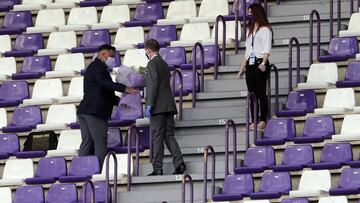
[172,163,187,175]
[148,170,163,176]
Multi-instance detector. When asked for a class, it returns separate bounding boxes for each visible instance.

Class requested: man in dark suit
[145,39,186,176]
[77,44,137,166]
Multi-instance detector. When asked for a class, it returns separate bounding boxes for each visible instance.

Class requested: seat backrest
[67,7,98,25]
[0,134,19,155]
[35,157,67,178]
[348,13,360,30]
[21,0,52,4]
[0,80,30,101]
[298,170,331,191]
[123,49,149,68]
[328,37,358,57]
[0,187,12,203]
[45,104,77,124]
[11,106,42,126]
[107,127,122,151]
[340,114,360,135]
[100,5,130,23]
[264,118,296,140]
[318,196,348,203]
[323,88,355,109]
[67,77,83,97]
[80,181,109,202]
[243,200,270,203]
[281,145,314,166]
[14,186,44,203]
[320,143,352,164]
[0,57,17,76]
[46,31,76,49]
[35,9,65,27]
[159,47,186,66]
[231,0,259,16]
[148,25,177,44]
[211,20,241,40]
[22,56,51,74]
[3,158,34,179]
[133,2,163,21]
[0,108,7,128]
[57,130,81,150]
[189,44,221,66]
[338,168,360,189]
[166,0,196,19]
[180,23,210,41]
[259,172,291,193]
[14,33,44,52]
[306,63,338,84]
[114,26,144,45]
[285,90,317,112]
[222,174,253,195]
[55,0,83,2]
[302,116,334,139]
[100,154,133,178]
[2,11,32,29]
[32,79,63,99]
[281,198,309,203]
[244,146,275,167]
[46,183,78,203]
[0,35,11,53]
[69,156,100,176]
[198,0,228,17]
[0,0,20,7]
[54,53,85,72]
[344,61,360,81]
[80,29,110,48]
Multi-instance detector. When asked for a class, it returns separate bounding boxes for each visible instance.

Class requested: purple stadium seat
[212,174,253,202]
[180,45,221,70]
[0,0,20,12]
[272,145,314,172]
[2,106,42,133]
[80,0,110,7]
[59,156,100,183]
[224,0,259,21]
[255,118,295,146]
[234,146,275,174]
[46,183,78,203]
[318,37,358,62]
[159,47,186,70]
[310,143,352,170]
[0,81,30,107]
[276,90,317,117]
[4,33,44,57]
[336,61,360,87]
[25,157,67,185]
[281,198,309,203]
[12,56,51,80]
[79,181,110,203]
[250,172,291,199]
[124,3,164,27]
[329,168,360,195]
[171,70,200,97]
[107,127,123,152]
[108,126,150,153]
[14,185,44,203]
[0,134,20,159]
[137,25,177,48]
[294,116,334,144]
[0,11,32,35]
[349,153,360,167]
[71,29,111,53]
[146,0,172,2]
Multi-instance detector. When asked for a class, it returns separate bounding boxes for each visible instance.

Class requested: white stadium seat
[112,0,142,5]
[170,23,211,47]
[0,108,7,129]
[203,21,242,45]
[0,57,17,81]
[189,0,229,23]
[47,130,82,157]
[122,49,149,69]
[47,0,83,9]
[22,79,63,106]
[289,170,331,197]
[339,13,360,37]
[91,5,130,30]
[0,187,12,203]
[56,77,83,104]
[314,88,355,115]
[92,154,133,181]
[0,35,11,56]
[318,196,348,203]
[0,159,34,186]
[26,9,65,34]
[36,104,76,131]
[243,200,271,203]
[113,27,144,51]
[297,63,338,90]
[13,0,52,11]
[37,31,76,56]
[157,1,197,25]
[332,114,360,141]
[59,7,98,31]
[46,53,85,78]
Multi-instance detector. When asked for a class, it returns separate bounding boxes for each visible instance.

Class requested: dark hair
[145,39,160,52]
[98,44,115,52]
[247,3,274,45]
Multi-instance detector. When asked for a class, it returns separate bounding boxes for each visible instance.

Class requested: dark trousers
[78,114,108,168]
[151,113,184,172]
[245,58,270,122]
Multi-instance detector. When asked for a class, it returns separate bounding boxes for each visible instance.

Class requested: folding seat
[122,49,149,69]
[0,11,32,35]
[113,27,145,50]
[224,0,259,21]
[46,0,84,9]
[25,157,66,184]
[203,21,242,45]
[35,104,77,131]
[107,127,145,153]
[0,134,20,159]
[79,0,110,7]
[14,186,44,203]
[0,158,34,186]
[314,88,355,115]
[3,33,44,57]
[0,187,12,203]
[59,156,100,183]
[159,47,186,70]
[45,53,85,78]
[79,181,110,203]
[318,37,358,62]
[212,174,253,201]
[137,25,177,48]
[318,196,348,203]
[0,0,20,12]
[0,108,7,129]
[59,7,98,31]
[339,13,360,37]
[289,170,331,197]
[250,172,291,199]
[26,9,66,33]
[112,0,141,4]
[92,154,133,181]
[243,200,270,203]
[329,168,360,195]
[172,70,200,97]
[13,0,52,11]
[37,31,77,56]
[2,106,42,133]
[12,56,51,80]
[297,63,338,89]
[92,5,130,30]
[0,35,11,55]
[22,79,62,106]
[281,199,309,203]
[47,130,82,157]
[157,1,196,25]
[310,143,352,170]
[71,29,111,53]
[46,183,78,203]
[332,114,360,141]
[0,57,17,81]
[234,146,275,174]
[189,0,228,23]
[170,23,211,47]
[276,90,317,117]
[0,81,30,107]
[255,118,295,146]
[56,77,83,104]
[272,145,313,172]
[180,45,221,70]
[336,61,360,87]
[294,116,334,143]
[124,3,163,27]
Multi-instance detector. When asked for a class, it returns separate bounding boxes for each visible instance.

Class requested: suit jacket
[78,58,126,120]
[146,55,177,115]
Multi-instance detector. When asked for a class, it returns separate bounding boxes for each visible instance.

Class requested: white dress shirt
[245,26,272,59]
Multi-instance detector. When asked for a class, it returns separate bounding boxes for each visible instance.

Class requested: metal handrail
[105,151,118,203]
[82,179,95,203]
[267,64,279,118]
[203,145,216,203]
[181,174,194,203]
[288,37,301,93]
[329,0,340,39]
[214,15,226,80]
[224,119,237,175]
[127,124,140,191]
[192,42,205,108]
[246,92,258,149]
[172,69,184,120]
[350,1,360,16]
[309,10,321,66]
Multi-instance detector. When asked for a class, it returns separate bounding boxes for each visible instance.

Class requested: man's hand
[125,87,138,94]
[145,106,151,118]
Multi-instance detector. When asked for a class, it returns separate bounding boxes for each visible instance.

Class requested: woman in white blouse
[237,3,274,130]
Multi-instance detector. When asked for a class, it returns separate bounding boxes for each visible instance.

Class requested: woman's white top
[245,26,272,59]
